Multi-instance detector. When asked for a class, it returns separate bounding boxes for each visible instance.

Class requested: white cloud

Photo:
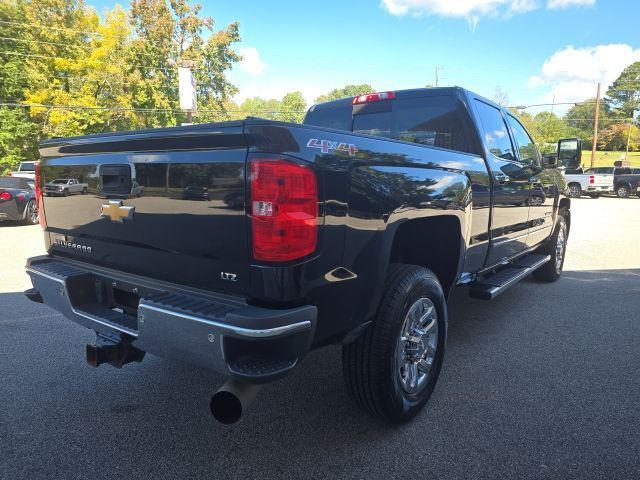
[238,47,266,76]
[547,0,595,9]
[381,0,538,18]
[381,0,595,27]
[529,44,640,103]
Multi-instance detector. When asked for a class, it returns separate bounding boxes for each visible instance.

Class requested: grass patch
[582,151,640,168]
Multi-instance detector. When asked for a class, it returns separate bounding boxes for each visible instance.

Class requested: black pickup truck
[26,87,574,424]
[613,167,640,198]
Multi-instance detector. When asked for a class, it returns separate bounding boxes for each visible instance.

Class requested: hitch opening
[86,334,145,369]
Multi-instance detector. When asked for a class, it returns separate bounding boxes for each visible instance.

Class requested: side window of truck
[352,95,472,154]
[473,100,515,161]
[506,115,540,166]
[392,96,471,153]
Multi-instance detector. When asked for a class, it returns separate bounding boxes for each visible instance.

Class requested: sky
[89,0,640,114]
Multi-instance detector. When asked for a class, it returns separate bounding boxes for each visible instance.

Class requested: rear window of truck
[305,94,471,154]
[19,162,36,171]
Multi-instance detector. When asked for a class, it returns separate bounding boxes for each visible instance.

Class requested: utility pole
[590,82,601,169]
[435,66,439,87]
[625,122,632,160]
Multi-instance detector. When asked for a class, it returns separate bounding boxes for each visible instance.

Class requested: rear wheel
[616,185,630,198]
[23,199,39,225]
[568,183,582,198]
[62,188,69,197]
[82,187,88,194]
[342,264,447,423]
[533,215,567,283]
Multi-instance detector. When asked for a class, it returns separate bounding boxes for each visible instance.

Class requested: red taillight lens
[250,157,318,262]
[589,175,595,184]
[352,91,395,105]
[35,162,46,229]
[0,191,12,200]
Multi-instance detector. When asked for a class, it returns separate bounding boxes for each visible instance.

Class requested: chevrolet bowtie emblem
[101,200,135,223]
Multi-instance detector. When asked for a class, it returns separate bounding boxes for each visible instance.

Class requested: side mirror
[557,138,582,170]
[542,154,557,169]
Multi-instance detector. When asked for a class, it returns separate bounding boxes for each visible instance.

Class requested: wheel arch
[388,215,464,297]
[558,197,571,235]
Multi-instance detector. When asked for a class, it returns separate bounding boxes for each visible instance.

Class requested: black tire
[568,183,582,198]
[533,215,567,283]
[82,187,88,194]
[529,195,544,206]
[616,185,630,198]
[342,264,447,423]
[62,189,69,197]
[22,199,39,225]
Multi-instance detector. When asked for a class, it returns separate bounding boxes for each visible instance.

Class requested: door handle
[494,173,509,184]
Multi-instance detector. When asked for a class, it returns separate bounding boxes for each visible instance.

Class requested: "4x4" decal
[307,138,359,156]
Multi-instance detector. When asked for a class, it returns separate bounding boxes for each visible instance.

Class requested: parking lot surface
[1,197,639,479]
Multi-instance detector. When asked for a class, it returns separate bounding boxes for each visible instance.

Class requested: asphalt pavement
[1,197,639,479]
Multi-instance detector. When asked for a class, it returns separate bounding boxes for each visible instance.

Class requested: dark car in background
[613,167,640,198]
[0,177,39,225]
[182,185,211,201]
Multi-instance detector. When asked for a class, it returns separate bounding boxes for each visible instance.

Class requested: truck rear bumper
[26,256,316,383]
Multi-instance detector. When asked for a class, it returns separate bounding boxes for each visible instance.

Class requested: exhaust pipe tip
[209,380,263,425]
[210,390,244,424]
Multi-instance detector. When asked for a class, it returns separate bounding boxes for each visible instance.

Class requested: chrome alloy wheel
[396,298,438,394]
[569,185,580,198]
[555,225,565,273]
[27,200,38,224]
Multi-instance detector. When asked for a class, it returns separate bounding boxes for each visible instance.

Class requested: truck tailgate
[39,124,250,295]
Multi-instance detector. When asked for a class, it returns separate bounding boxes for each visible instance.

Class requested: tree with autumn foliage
[0,0,243,173]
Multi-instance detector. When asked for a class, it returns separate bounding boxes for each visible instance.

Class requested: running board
[469,254,551,300]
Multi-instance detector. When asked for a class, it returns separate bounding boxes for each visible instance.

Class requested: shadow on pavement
[2,268,639,479]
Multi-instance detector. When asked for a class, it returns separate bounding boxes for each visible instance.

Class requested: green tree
[533,111,570,147]
[0,108,39,174]
[564,99,614,149]
[605,62,640,120]
[0,0,29,103]
[510,109,538,140]
[277,91,306,123]
[238,97,281,120]
[314,84,374,103]
[0,0,39,172]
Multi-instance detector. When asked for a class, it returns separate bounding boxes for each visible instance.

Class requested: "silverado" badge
[54,239,92,253]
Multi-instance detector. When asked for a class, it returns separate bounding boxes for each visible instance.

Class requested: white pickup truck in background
[44,178,89,196]
[562,168,613,198]
[8,161,37,180]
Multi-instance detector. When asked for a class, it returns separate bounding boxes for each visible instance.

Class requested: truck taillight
[352,91,395,105]
[0,191,12,200]
[250,157,318,262]
[35,163,46,229]
[589,175,595,184]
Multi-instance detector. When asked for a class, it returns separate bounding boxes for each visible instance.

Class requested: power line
[0,102,307,114]
[0,36,84,48]
[0,51,175,72]
[0,19,120,38]
[0,34,185,62]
